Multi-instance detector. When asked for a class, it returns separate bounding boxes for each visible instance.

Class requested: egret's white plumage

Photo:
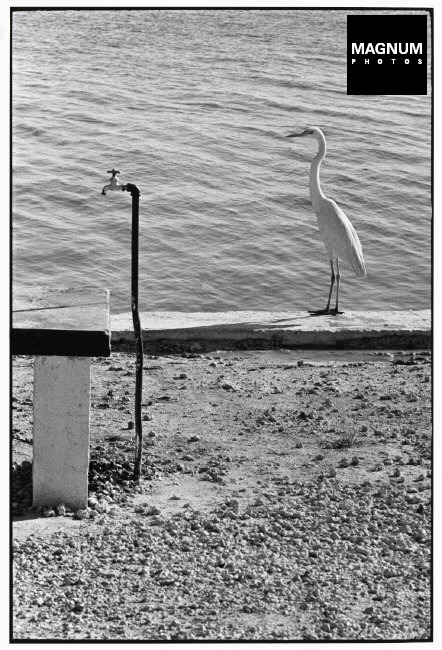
[287,126,366,315]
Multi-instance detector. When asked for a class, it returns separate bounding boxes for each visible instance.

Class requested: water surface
[12,9,432,314]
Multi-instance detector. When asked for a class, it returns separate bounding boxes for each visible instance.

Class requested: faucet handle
[102,168,125,194]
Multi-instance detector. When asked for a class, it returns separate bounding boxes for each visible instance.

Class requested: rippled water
[12,9,432,314]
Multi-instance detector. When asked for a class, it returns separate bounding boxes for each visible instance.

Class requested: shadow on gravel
[11,453,138,520]
[11,446,196,521]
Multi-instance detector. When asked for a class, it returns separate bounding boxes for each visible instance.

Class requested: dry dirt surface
[12,348,431,641]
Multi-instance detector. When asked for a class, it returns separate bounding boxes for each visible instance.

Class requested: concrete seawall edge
[110,310,431,352]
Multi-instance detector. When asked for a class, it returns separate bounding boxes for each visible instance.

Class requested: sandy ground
[12,348,431,641]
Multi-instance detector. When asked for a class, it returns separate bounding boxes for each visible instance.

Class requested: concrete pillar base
[32,356,91,510]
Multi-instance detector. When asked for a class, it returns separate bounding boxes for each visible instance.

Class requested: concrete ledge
[12,288,111,357]
[111,309,431,352]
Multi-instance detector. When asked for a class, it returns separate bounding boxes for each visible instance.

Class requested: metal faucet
[102,169,125,195]
[101,168,144,481]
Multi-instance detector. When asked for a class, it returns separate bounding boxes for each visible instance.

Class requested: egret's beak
[286,128,314,138]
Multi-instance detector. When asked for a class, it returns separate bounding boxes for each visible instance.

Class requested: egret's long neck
[309,133,326,211]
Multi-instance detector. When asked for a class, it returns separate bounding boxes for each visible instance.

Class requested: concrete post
[32,356,91,510]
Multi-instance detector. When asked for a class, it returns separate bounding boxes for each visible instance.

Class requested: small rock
[228,499,240,512]
[74,508,90,520]
[94,500,108,514]
[221,382,236,391]
[150,516,164,526]
[413,528,426,542]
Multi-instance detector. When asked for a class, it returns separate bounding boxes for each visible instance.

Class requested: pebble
[413,528,426,542]
[221,382,236,391]
[74,508,90,520]
[150,516,164,526]
[94,500,108,514]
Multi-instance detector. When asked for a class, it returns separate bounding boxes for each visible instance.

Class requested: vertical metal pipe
[102,172,144,481]
[125,183,144,481]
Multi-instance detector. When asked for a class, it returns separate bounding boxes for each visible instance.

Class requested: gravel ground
[12,349,432,641]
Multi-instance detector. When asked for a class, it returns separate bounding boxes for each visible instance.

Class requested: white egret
[287,126,366,315]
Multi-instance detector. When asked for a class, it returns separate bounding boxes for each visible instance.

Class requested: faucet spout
[102,169,125,195]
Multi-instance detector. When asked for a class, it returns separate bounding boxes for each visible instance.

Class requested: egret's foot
[330,308,344,315]
[308,308,331,316]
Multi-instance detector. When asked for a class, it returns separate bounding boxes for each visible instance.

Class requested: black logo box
[347,14,428,95]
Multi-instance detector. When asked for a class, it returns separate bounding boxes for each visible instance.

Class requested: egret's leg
[330,258,344,315]
[309,260,335,315]
[325,259,335,311]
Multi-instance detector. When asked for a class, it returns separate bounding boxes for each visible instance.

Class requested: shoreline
[110,309,431,353]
